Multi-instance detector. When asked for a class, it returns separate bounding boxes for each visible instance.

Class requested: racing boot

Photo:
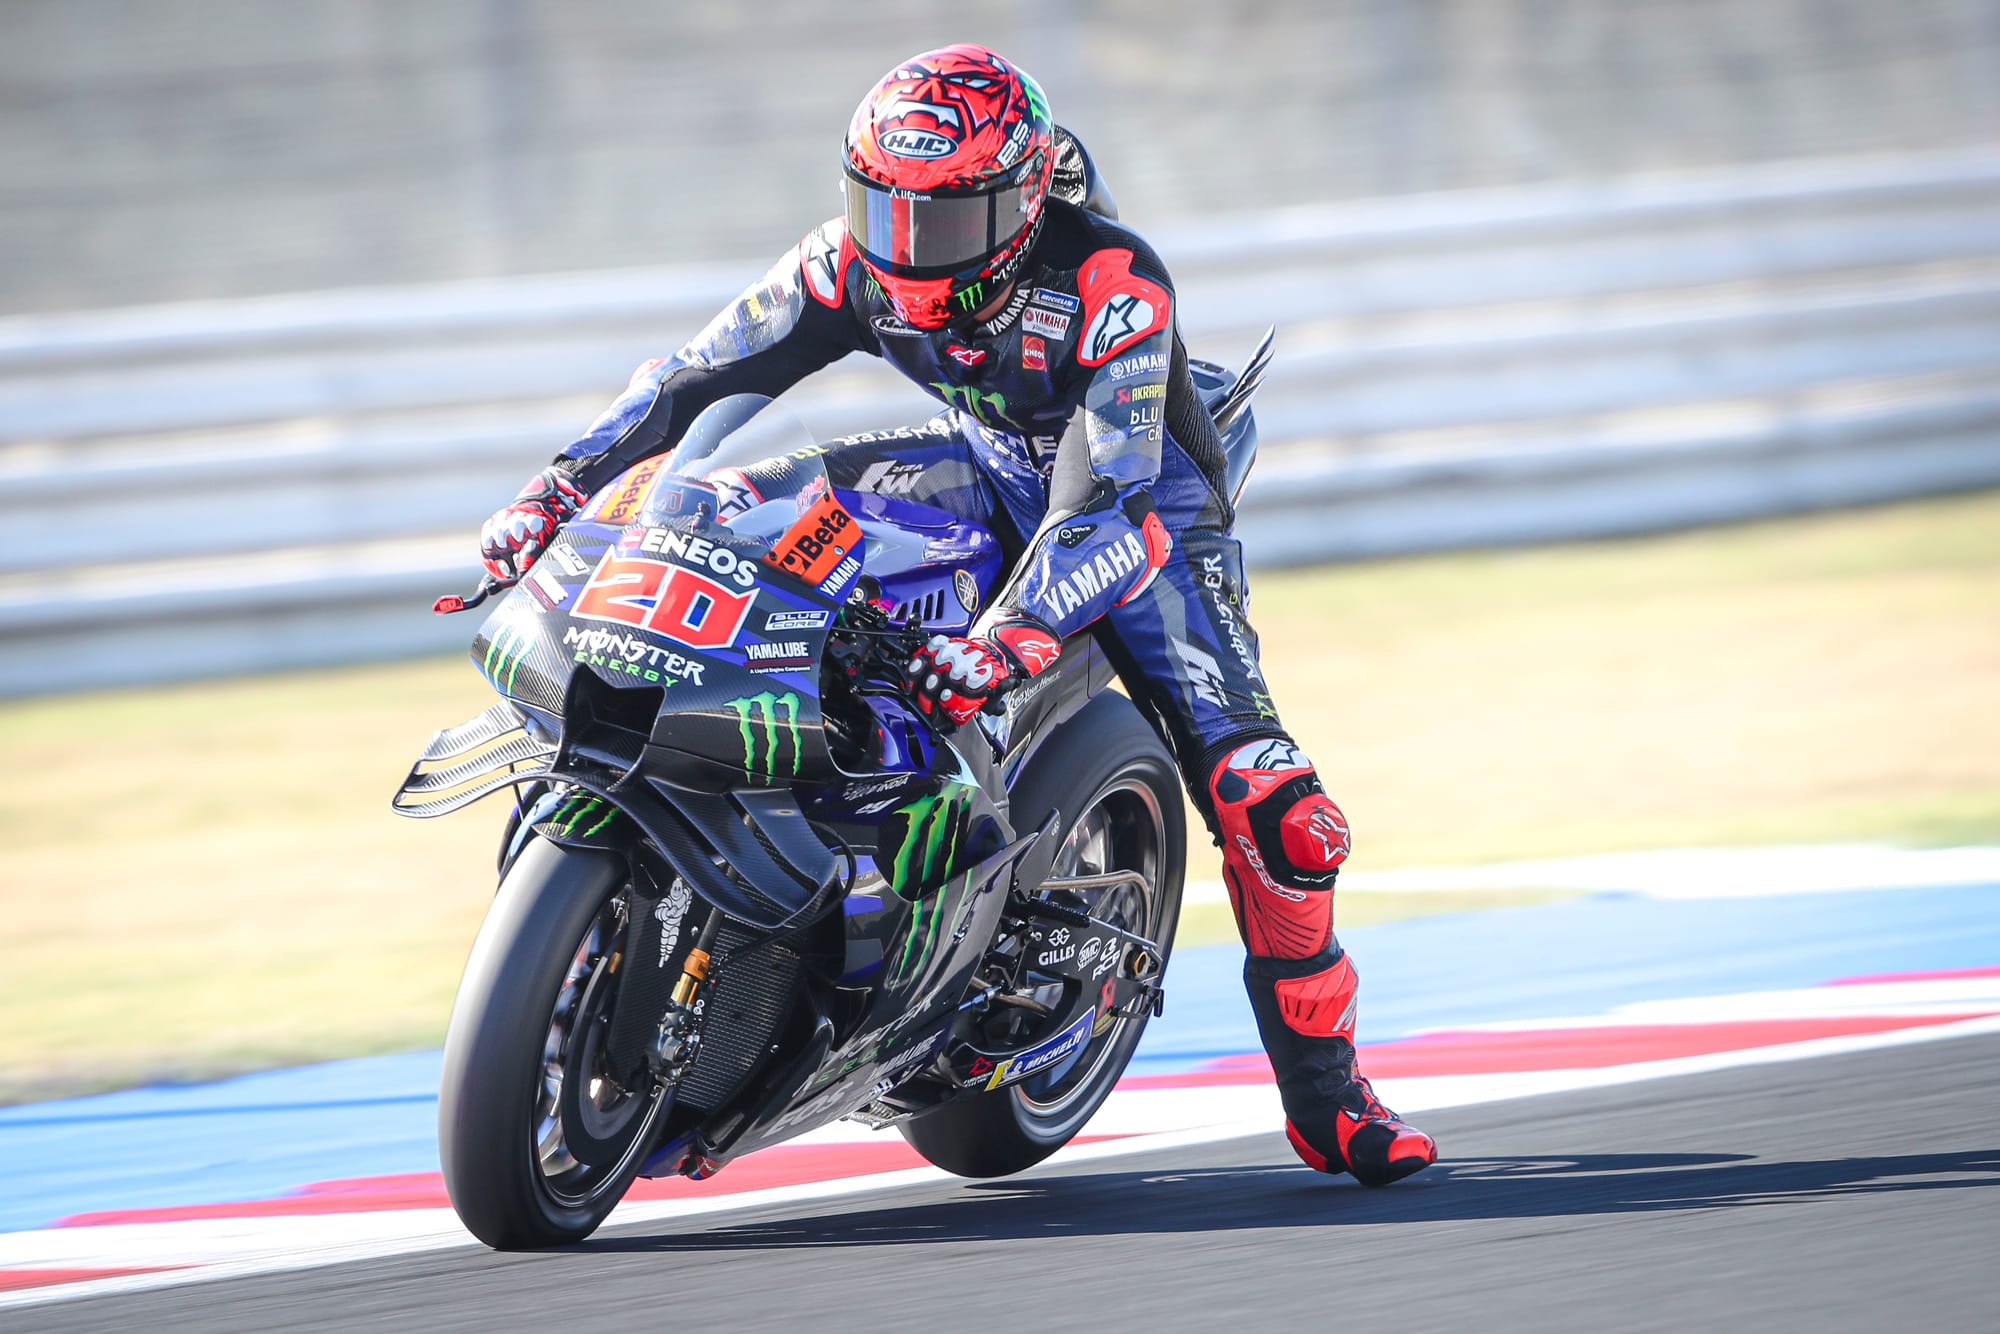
[1208,737,1437,1187]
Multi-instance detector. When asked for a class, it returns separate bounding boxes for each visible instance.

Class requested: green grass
[3,490,1997,1101]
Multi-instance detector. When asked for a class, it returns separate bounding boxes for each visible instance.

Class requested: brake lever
[432,574,507,615]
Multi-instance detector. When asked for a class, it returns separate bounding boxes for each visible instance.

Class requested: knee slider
[1209,737,1350,960]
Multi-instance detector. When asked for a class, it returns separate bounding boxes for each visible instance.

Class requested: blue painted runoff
[2,883,1994,1233]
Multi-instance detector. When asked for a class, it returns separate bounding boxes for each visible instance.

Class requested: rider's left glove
[908,614,1065,729]
[480,466,590,583]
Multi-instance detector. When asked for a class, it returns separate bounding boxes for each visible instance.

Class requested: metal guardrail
[3,150,1999,696]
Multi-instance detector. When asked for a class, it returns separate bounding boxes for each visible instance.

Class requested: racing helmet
[842,44,1056,330]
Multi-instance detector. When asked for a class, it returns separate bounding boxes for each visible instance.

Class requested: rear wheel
[900,691,1185,1176]
[439,839,670,1248]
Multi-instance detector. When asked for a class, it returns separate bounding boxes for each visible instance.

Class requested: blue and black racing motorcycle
[395,351,1268,1249]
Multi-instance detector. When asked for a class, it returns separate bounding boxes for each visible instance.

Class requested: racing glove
[907,614,1064,729]
[480,466,590,582]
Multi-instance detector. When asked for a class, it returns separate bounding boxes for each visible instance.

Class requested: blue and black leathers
[539,166,1437,1187]
[553,198,1281,776]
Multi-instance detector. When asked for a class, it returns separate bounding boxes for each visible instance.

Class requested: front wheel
[438,838,669,1248]
[901,691,1186,1177]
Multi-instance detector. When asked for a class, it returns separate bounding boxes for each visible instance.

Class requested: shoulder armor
[799,217,857,309]
[1075,248,1171,367]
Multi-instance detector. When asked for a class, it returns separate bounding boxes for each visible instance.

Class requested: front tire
[901,691,1186,1177]
[439,838,667,1248]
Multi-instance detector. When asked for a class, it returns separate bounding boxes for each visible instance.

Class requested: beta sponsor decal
[766,608,830,632]
[1038,530,1149,620]
[1106,351,1169,381]
[563,625,707,685]
[593,456,665,525]
[1021,307,1070,340]
[1021,334,1046,372]
[765,490,858,586]
[1030,287,1080,314]
[574,552,755,651]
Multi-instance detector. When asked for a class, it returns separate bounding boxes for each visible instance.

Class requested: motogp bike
[395,346,1269,1249]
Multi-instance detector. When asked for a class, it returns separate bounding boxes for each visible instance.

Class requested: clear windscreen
[643,395,864,596]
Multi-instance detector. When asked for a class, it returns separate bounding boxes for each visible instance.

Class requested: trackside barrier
[2,150,1998,696]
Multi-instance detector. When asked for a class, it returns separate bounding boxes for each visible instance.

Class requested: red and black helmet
[842,44,1056,330]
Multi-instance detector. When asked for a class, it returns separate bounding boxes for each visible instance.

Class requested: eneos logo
[573,551,754,650]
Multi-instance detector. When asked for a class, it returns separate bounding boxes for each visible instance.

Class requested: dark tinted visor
[842,172,1032,277]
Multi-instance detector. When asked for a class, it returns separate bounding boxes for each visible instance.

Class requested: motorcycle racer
[481,43,1434,1187]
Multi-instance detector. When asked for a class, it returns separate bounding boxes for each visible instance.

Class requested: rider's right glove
[479,466,590,583]
[907,613,1064,730]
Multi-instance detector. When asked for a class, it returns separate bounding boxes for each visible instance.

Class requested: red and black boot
[1208,737,1437,1187]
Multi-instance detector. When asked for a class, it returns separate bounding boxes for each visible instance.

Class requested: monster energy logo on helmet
[728,691,802,776]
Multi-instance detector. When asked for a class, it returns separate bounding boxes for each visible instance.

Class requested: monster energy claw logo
[887,788,971,897]
[728,691,802,776]
[480,622,535,695]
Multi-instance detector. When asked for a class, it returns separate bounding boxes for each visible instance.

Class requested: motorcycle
[394,338,1271,1249]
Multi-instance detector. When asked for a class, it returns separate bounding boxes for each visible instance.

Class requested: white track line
[7,1010,2000,1311]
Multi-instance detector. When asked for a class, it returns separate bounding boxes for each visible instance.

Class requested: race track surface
[25,1032,1998,1334]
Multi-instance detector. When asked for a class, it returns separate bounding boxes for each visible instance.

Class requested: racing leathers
[522,196,1435,1186]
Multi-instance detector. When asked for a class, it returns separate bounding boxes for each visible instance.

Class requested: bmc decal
[1021,307,1070,340]
[1075,249,1171,367]
[574,552,755,650]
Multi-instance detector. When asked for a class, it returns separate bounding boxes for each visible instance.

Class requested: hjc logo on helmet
[843,44,1056,330]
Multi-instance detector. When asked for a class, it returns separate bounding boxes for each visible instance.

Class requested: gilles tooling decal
[728,690,802,776]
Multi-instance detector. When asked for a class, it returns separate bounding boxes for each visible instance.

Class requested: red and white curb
[4,967,1996,1309]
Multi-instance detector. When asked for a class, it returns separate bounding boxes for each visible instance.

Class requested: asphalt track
[24,1032,1997,1334]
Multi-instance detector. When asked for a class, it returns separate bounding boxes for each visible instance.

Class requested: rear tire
[900,691,1185,1177]
[439,838,666,1248]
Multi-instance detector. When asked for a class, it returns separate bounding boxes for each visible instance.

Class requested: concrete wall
[5,0,1998,313]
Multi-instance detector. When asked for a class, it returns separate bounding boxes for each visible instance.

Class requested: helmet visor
[843,171,1033,277]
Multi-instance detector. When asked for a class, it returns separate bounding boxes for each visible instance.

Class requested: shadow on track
[582,1148,2000,1252]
